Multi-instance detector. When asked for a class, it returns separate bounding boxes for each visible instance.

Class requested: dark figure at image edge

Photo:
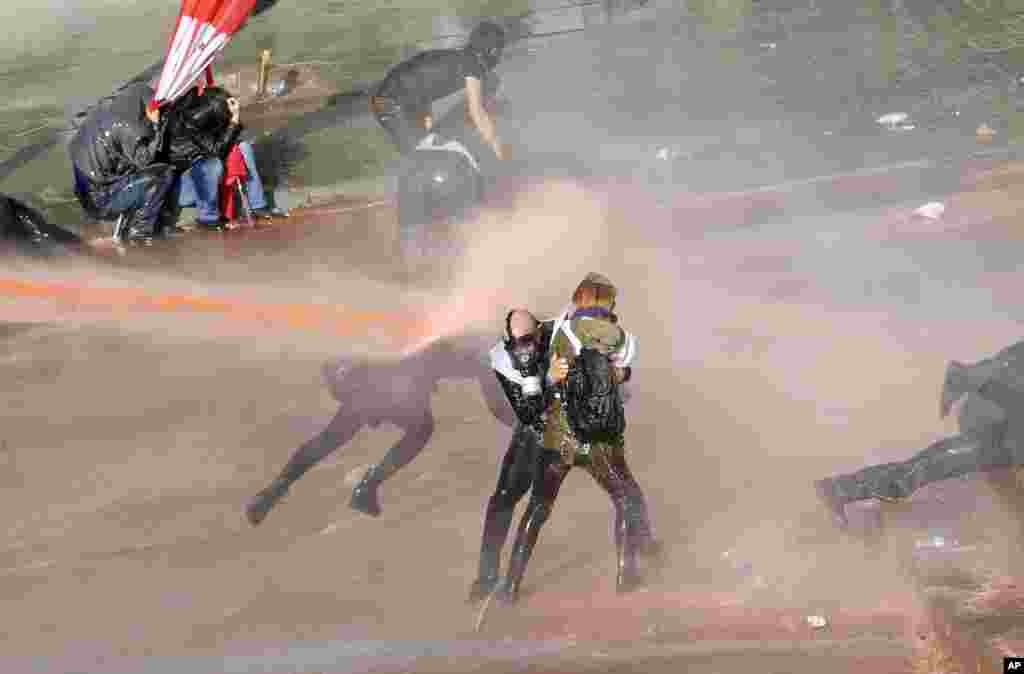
[245,335,524,526]
[0,193,81,254]
[816,339,1024,535]
[494,274,664,605]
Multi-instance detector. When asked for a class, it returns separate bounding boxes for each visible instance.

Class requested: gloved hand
[227,97,241,125]
[547,353,568,384]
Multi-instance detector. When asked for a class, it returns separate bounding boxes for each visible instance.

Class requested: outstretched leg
[246,408,364,526]
[497,450,570,604]
[816,424,1009,529]
[470,425,541,602]
[349,412,435,517]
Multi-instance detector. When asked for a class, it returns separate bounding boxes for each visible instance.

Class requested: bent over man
[371,21,505,158]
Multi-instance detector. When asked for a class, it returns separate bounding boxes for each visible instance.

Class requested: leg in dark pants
[246,408,365,526]
[819,425,1013,527]
[372,97,429,155]
[585,444,652,592]
[89,164,176,241]
[499,442,658,602]
[498,449,570,603]
[349,411,436,517]
[470,424,542,601]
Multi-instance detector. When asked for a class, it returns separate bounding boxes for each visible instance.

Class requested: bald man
[468,309,557,601]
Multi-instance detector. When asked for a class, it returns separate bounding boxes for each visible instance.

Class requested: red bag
[219,143,249,222]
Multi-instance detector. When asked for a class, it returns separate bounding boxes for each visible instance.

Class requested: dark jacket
[162,93,243,170]
[490,320,555,435]
[68,82,165,191]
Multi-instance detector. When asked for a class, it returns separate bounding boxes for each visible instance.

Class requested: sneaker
[246,478,290,526]
[249,207,276,221]
[193,218,226,231]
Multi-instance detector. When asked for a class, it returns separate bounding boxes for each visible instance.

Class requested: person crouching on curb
[162,86,281,231]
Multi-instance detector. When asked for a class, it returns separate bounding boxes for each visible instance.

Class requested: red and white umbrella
[147,0,257,114]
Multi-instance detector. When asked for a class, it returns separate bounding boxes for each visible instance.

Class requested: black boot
[246,477,290,526]
[814,477,849,529]
[468,576,500,603]
[349,465,384,517]
[496,502,550,605]
[469,501,516,603]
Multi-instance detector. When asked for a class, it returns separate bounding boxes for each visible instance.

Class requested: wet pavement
[3,1,1024,673]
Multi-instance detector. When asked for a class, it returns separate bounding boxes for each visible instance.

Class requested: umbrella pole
[257,49,272,98]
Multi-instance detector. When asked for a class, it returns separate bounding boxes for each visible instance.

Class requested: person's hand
[492,139,505,160]
[547,352,568,384]
[145,106,160,125]
[227,97,241,124]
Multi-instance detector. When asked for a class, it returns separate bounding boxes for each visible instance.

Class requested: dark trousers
[503,442,656,595]
[832,371,1024,503]
[831,426,1012,502]
[370,95,430,155]
[475,424,544,586]
[74,163,176,239]
[276,405,435,488]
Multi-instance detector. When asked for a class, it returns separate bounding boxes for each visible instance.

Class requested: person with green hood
[493,273,663,604]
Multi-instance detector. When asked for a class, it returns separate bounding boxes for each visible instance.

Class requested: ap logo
[1006,656,1024,672]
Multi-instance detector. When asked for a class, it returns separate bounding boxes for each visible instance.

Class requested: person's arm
[465,76,503,159]
[117,117,163,172]
[482,370,519,428]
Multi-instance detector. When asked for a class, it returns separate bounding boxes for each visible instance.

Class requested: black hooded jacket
[68,83,165,190]
[162,89,242,170]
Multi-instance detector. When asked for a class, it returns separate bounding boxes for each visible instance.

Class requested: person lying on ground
[816,339,1024,542]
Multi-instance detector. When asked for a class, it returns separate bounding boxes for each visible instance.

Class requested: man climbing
[371,21,506,159]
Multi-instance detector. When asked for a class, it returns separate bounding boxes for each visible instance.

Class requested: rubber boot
[246,477,290,526]
[349,465,384,517]
[496,503,549,605]
[469,504,515,602]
